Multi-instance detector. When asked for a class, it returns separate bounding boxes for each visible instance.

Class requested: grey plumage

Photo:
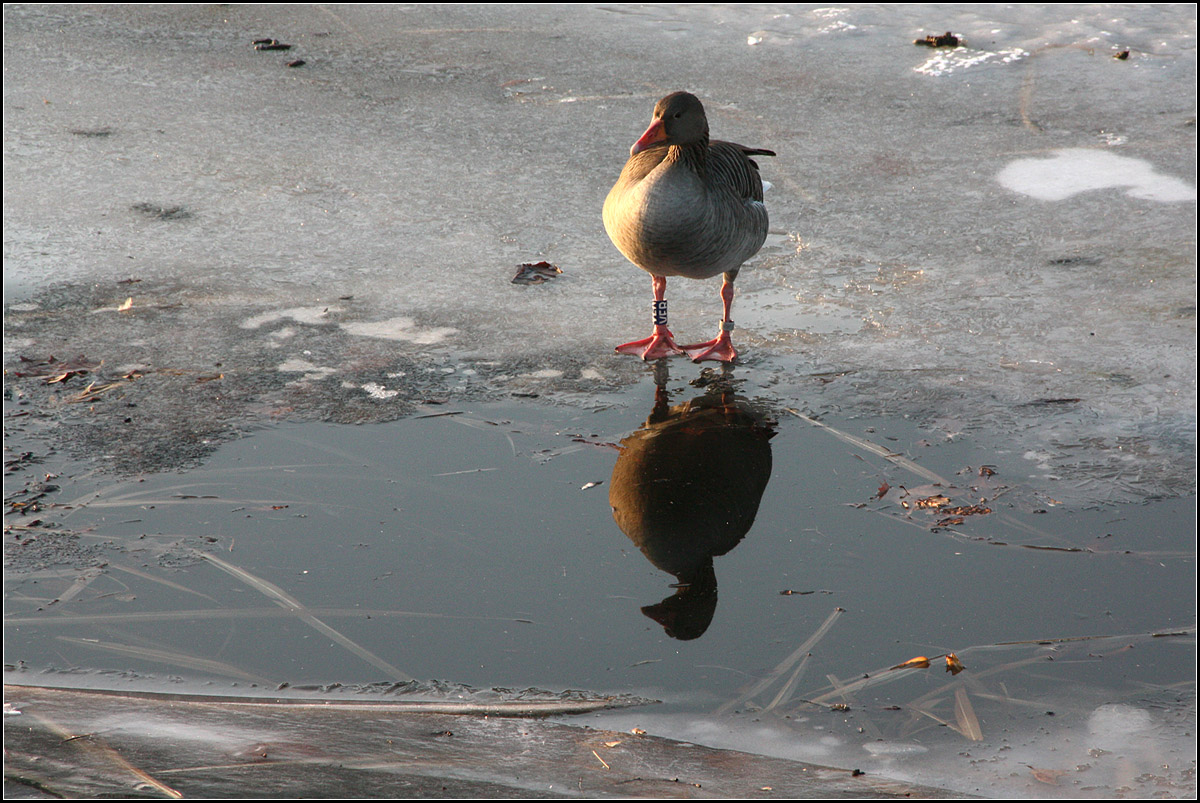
[603,93,773,281]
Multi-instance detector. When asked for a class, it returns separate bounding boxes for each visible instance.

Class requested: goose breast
[603,142,768,281]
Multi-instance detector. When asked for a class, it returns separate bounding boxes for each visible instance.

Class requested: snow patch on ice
[340,317,458,344]
[277,359,336,381]
[360,382,400,400]
[997,148,1197,202]
[914,47,1028,76]
[241,306,341,329]
[810,7,858,34]
[863,741,929,756]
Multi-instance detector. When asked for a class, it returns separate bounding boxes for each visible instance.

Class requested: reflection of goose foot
[683,332,737,363]
[615,327,687,360]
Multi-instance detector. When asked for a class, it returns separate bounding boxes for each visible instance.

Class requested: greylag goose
[603,91,774,362]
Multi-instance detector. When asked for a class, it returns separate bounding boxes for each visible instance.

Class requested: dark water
[6,366,1191,689]
[5,367,1195,795]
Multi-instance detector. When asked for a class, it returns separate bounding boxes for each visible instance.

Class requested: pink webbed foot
[682,331,738,363]
[615,327,687,360]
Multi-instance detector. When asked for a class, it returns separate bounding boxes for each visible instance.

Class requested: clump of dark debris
[131,202,191,220]
[914,31,962,48]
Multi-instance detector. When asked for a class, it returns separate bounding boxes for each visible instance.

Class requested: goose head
[630,91,710,156]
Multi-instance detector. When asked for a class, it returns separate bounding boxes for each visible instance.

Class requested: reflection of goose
[609,380,776,639]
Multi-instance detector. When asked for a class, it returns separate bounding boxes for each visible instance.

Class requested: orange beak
[630,118,667,156]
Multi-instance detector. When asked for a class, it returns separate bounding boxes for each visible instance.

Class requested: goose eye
[672,112,682,119]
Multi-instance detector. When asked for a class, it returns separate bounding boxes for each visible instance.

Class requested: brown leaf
[118,297,133,312]
[512,261,563,285]
[18,355,101,381]
[875,481,890,499]
[945,652,965,675]
[1028,766,1069,785]
[890,656,931,670]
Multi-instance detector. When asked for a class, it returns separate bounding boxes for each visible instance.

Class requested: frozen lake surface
[5,3,1195,505]
[4,3,1196,798]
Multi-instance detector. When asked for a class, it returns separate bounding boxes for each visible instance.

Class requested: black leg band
[653,299,668,326]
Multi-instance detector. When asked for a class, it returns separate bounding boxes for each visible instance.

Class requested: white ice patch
[241,306,341,329]
[276,359,336,380]
[3,337,36,353]
[340,317,457,345]
[360,382,400,400]
[914,47,1027,76]
[863,741,930,756]
[1087,703,1156,739]
[810,7,858,34]
[95,714,271,749]
[997,148,1197,202]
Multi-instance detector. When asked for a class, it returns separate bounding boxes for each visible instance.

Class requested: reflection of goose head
[610,383,776,639]
[640,564,718,641]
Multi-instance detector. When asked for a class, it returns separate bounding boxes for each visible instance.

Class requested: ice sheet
[5,4,1192,506]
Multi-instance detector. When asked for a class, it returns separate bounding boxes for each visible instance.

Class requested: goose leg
[683,273,738,363]
[615,275,687,360]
